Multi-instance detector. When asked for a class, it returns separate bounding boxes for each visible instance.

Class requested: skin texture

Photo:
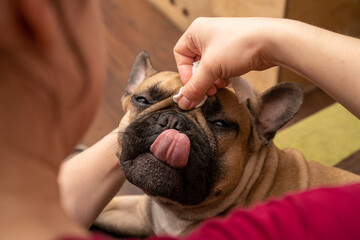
[58,131,125,228]
[173,17,360,118]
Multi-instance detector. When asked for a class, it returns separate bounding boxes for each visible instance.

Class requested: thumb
[178,62,216,110]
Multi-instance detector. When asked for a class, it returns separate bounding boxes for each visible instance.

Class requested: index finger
[178,61,217,109]
[173,33,201,84]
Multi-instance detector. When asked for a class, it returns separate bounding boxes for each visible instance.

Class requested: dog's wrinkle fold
[148,83,173,102]
[182,170,209,204]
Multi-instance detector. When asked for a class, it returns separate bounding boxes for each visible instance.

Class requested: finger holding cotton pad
[174,60,255,109]
[173,60,209,109]
[173,87,208,109]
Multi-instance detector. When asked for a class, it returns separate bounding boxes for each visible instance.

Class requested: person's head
[0,0,106,162]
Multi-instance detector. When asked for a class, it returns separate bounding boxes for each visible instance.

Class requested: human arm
[173,18,360,118]
[58,130,125,228]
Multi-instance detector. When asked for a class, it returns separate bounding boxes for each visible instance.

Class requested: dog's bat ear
[122,51,157,101]
[248,82,304,145]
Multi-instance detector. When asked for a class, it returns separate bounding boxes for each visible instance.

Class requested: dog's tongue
[150,129,190,169]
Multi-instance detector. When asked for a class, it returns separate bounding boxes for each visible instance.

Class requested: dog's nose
[158,112,187,131]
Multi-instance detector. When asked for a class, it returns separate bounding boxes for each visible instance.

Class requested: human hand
[173,17,277,110]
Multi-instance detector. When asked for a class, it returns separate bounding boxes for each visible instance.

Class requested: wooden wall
[279,0,360,89]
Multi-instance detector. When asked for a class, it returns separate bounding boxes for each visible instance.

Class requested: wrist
[259,18,293,68]
[264,19,314,69]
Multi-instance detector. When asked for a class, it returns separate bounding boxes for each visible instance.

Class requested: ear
[18,0,56,47]
[248,82,304,145]
[122,51,157,101]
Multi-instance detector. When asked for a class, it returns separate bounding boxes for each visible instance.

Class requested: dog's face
[118,51,303,208]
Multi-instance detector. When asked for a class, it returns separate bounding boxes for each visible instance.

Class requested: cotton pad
[229,76,255,103]
[173,60,208,108]
[173,60,255,107]
[173,87,207,108]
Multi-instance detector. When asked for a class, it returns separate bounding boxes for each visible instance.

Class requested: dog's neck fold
[153,143,279,220]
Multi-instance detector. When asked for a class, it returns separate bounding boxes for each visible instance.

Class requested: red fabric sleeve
[60,183,360,240]
[149,183,360,240]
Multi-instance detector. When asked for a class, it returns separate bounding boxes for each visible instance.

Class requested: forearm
[58,130,125,228]
[268,19,360,118]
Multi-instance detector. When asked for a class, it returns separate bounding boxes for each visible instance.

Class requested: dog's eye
[210,120,230,128]
[207,117,239,133]
[134,96,150,105]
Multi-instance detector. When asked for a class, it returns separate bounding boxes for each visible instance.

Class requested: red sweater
[61,183,360,240]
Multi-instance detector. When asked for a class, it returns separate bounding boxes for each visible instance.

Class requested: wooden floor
[84,0,359,185]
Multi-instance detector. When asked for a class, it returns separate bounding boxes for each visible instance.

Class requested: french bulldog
[94,51,360,237]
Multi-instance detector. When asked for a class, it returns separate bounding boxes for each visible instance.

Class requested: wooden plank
[211,0,286,18]
[147,0,211,30]
[285,0,360,34]
[335,150,360,175]
[147,0,286,31]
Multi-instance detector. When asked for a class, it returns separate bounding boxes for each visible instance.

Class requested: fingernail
[178,96,192,110]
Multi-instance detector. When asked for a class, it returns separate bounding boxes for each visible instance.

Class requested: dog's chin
[121,151,213,205]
